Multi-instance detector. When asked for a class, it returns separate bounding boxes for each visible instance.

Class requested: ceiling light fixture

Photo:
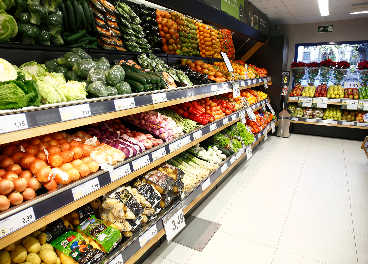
[318,0,329,16]
[350,3,368,14]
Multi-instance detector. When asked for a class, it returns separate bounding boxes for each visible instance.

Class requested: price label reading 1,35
[246,147,252,160]
[0,207,36,238]
[210,123,217,132]
[59,103,91,121]
[151,147,167,161]
[110,163,131,182]
[109,254,123,264]
[163,206,186,242]
[0,113,28,134]
[114,97,136,111]
[132,155,150,171]
[139,224,158,247]
[193,130,202,140]
[152,93,167,104]
[72,178,100,200]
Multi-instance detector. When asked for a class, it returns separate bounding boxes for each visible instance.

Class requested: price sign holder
[201,178,211,191]
[193,130,202,140]
[246,147,252,160]
[341,99,358,110]
[139,224,158,247]
[151,147,167,161]
[114,97,136,111]
[169,140,182,153]
[109,254,123,264]
[220,163,228,173]
[232,83,240,98]
[152,93,167,104]
[344,81,359,88]
[210,123,217,132]
[291,117,298,121]
[110,163,131,182]
[263,130,268,141]
[240,81,245,87]
[358,99,368,111]
[0,113,28,134]
[342,121,353,126]
[220,52,234,72]
[312,97,328,108]
[298,97,312,107]
[72,178,100,200]
[0,207,36,238]
[230,156,236,164]
[162,203,186,243]
[222,117,229,125]
[132,155,150,171]
[266,101,275,115]
[59,103,91,121]
[247,80,252,86]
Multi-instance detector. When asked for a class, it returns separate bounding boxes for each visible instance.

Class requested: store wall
[270,18,368,71]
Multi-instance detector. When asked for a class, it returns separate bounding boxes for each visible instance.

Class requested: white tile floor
[143,135,368,264]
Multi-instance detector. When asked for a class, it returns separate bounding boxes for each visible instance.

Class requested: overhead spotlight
[318,0,329,16]
[350,3,368,14]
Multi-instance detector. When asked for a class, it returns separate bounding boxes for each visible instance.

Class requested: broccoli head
[18,23,39,37]
[38,27,50,45]
[28,3,47,25]
[41,0,61,13]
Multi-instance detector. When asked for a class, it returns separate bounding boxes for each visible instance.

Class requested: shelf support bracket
[241,37,270,62]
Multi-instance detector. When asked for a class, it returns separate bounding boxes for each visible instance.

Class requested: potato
[0,250,11,264]
[64,215,72,222]
[14,239,22,246]
[40,244,53,251]
[70,212,79,219]
[71,219,79,226]
[37,233,47,245]
[62,220,71,229]
[59,253,77,264]
[20,262,33,264]
[3,243,15,251]
[10,245,27,263]
[55,258,60,264]
[54,249,61,258]
[39,226,46,232]
[39,249,57,264]
[22,236,41,254]
[26,253,41,264]
[31,231,41,238]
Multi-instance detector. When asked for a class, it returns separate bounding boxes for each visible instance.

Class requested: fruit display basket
[333,69,349,85]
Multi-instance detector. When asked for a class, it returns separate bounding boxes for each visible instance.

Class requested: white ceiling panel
[250,0,368,25]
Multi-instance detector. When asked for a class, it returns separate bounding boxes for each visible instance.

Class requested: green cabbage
[36,80,65,104]
[58,81,87,101]
[0,58,17,82]
[41,72,65,87]
[0,80,41,110]
[0,11,17,42]
[20,61,48,79]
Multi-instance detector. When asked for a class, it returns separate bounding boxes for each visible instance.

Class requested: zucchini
[65,31,86,43]
[81,0,91,26]
[60,3,69,31]
[124,79,144,93]
[137,73,151,83]
[143,83,151,91]
[66,1,76,32]
[72,0,81,29]
[217,146,233,156]
[120,64,141,73]
[146,73,158,83]
[78,3,87,29]
[125,72,146,84]
[88,5,95,29]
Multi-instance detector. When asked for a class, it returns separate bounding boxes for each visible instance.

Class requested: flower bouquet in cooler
[333,61,350,84]
[307,62,320,84]
[290,61,306,97]
[319,59,334,83]
[358,60,368,99]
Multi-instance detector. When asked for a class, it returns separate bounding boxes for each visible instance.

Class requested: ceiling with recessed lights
[250,0,368,25]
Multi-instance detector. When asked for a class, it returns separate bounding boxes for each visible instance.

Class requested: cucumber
[78,3,87,29]
[120,64,141,73]
[124,79,144,93]
[135,72,151,83]
[217,146,233,156]
[81,0,91,26]
[88,5,95,29]
[125,72,146,84]
[60,3,69,31]
[66,1,76,32]
[143,83,151,91]
[65,31,86,43]
[72,0,81,28]
[146,73,158,83]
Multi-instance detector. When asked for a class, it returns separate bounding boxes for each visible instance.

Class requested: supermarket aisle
[143,135,368,264]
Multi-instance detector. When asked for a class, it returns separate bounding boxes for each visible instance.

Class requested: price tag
[59,104,91,121]
[132,155,150,171]
[241,117,246,124]
[327,120,337,125]
[211,85,218,94]
[342,121,353,126]
[236,148,245,159]
[342,99,358,110]
[239,110,245,118]
[246,108,256,121]
[220,163,228,173]
[0,207,36,238]
[210,123,217,131]
[291,117,298,121]
[247,80,252,86]
[151,147,166,161]
[306,119,316,123]
[328,98,341,103]
[221,52,234,72]
[266,101,275,115]
[298,97,312,107]
[253,79,257,84]
[264,79,268,89]
[263,130,268,141]
[201,178,211,191]
[181,135,191,146]
[271,122,275,133]
[109,254,123,264]
[261,100,266,106]
[358,99,368,111]
[230,156,236,164]
[152,93,167,104]
[357,122,368,127]
[344,81,359,88]
[240,81,245,87]
[139,224,158,247]
[193,130,202,140]
[72,178,100,200]
[233,83,240,98]
[0,113,28,134]
[110,163,131,182]
[231,113,237,121]
[169,140,182,153]
[246,147,252,160]
[288,97,298,101]
[114,97,136,111]
[163,205,186,242]
[312,97,328,108]
[223,117,229,125]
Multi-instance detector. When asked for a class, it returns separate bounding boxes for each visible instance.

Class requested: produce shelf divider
[0,100,269,249]
[0,77,270,145]
[290,117,368,129]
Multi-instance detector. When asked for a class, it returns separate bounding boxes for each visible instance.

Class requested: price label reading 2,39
[0,207,36,238]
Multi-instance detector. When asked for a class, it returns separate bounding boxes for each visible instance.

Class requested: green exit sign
[318,25,333,33]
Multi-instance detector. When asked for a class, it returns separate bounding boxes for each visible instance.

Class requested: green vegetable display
[0,11,18,42]
[0,80,41,110]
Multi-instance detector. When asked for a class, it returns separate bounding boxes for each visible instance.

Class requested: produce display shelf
[288,97,368,106]
[0,100,268,249]
[106,122,275,264]
[290,117,368,129]
[0,77,270,145]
